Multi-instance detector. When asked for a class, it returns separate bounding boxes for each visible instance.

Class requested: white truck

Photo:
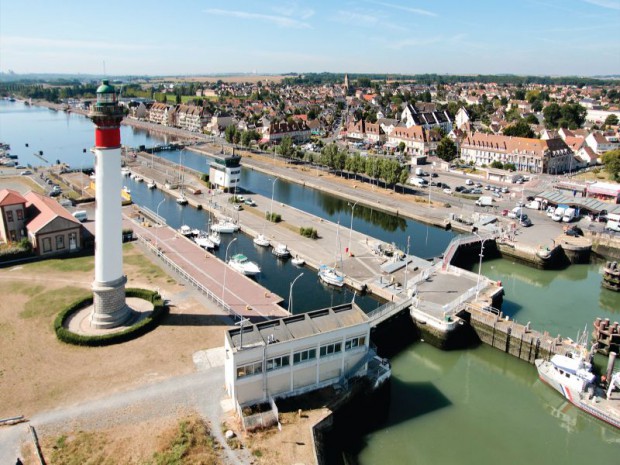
[409,177,428,187]
[415,167,424,176]
[475,196,493,207]
[562,207,576,223]
[552,206,567,222]
[526,198,543,210]
[606,213,620,232]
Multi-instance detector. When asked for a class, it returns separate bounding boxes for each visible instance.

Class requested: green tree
[503,119,535,138]
[490,160,504,169]
[278,136,295,159]
[436,136,457,162]
[398,141,406,153]
[224,125,237,144]
[175,94,181,104]
[543,103,561,128]
[604,114,619,127]
[602,149,620,181]
[524,114,539,125]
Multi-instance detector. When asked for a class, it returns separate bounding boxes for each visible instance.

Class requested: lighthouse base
[91,275,131,329]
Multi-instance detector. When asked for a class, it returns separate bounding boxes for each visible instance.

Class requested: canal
[2,100,619,463]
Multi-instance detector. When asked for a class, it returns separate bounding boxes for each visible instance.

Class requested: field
[150,75,287,84]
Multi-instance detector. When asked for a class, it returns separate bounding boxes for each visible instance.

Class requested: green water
[354,260,620,465]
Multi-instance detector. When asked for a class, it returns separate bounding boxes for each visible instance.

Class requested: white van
[552,206,566,222]
[409,177,428,187]
[72,210,88,222]
[507,207,523,219]
[606,213,620,232]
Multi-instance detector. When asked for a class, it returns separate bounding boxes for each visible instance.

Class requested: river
[1,100,619,463]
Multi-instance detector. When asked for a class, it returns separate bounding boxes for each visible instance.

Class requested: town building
[460,133,574,174]
[400,104,453,133]
[224,303,374,408]
[148,102,172,126]
[0,188,28,243]
[171,104,208,133]
[388,126,442,157]
[261,120,311,144]
[586,131,616,155]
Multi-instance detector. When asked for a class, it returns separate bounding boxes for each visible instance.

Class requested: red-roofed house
[0,189,28,243]
[23,191,82,255]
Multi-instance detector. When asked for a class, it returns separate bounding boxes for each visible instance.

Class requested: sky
[0,0,619,76]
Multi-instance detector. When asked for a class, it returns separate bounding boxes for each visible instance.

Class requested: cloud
[365,0,437,17]
[204,8,312,29]
[332,10,409,32]
[382,37,442,50]
[583,0,620,9]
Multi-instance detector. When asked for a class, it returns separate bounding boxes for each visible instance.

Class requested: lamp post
[222,237,237,305]
[404,235,411,294]
[473,232,487,300]
[269,178,277,222]
[348,200,359,256]
[288,272,304,314]
[155,198,165,251]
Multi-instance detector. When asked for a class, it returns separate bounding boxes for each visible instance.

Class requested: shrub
[299,227,318,239]
[54,288,167,346]
[0,239,34,262]
[266,212,281,223]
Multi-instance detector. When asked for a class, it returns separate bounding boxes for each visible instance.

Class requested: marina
[1,100,619,463]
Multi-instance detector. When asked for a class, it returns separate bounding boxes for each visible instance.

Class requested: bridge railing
[135,232,242,322]
[367,298,411,322]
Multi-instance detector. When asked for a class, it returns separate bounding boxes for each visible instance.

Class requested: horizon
[1,0,619,76]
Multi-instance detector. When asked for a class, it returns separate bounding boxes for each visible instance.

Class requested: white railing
[135,233,242,321]
[367,297,411,323]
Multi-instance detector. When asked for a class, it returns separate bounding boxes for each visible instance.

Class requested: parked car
[465,179,474,185]
[20,170,33,176]
[519,217,532,227]
[431,172,438,178]
[565,226,583,237]
[443,188,452,195]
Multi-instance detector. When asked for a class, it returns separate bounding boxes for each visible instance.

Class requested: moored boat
[176,194,188,205]
[253,234,270,247]
[272,243,291,258]
[179,225,192,236]
[208,230,221,247]
[147,180,156,189]
[211,219,239,233]
[194,233,215,249]
[535,352,620,429]
[228,253,261,276]
[292,255,305,266]
[318,265,344,287]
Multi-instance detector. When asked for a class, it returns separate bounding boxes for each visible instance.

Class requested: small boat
[176,195,188,205]
[191,228,201,236]
[179,225,192,236]
[123,186,131,194]
[535,350,620,429]
[292,255,305,266]
[253,234,270,247]
[147,180,156,189]
[208,230,221,247]
[135,176,143,182]
[211,219,239,233]
[272,243,291,258]
[318,265,344,287]
[228,253,261,276]
[121,167,131,176]
[194,233,215,249]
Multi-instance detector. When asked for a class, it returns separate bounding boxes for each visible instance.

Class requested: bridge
[442,232,498,270]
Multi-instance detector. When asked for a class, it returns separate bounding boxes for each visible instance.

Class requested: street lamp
[473,231,487,300]
[288,272,304,314]
[222,237,238,305]
[404,235,411,294]
[348,200,359,256]
[269,178,277,222]
[155,198,165,251]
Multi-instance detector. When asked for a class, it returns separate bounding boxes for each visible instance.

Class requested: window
[6,210,13,222]
[16,209,23,221]
[42,237,52,253]
[266,355,290,372]
[236,361,262,379]
[320,342,342,358]
[293,348,316,365]
[345,336,366,351]
[56,235,65,250]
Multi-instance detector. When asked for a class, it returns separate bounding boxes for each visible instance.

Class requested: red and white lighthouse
[88,79,131,328]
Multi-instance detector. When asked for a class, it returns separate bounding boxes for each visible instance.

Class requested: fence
[237,398,279,432]
[135,232,242,322]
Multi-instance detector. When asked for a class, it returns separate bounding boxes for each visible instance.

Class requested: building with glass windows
[224,303,372,408]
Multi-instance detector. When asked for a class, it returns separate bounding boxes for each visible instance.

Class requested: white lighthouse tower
[89,80,131,328]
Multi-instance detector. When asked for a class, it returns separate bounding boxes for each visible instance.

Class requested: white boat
[191,228,201,236]
[228,253,261,276]
[292,255,305,266]
[147,180,156,189]
[318,265,344,287]
[194,233,215,249]
[123,186,131,194]
[272,243,291,258]
[535,351,620,429]
[253,234,270,247]
[121,167,130,176]
[208,230,221,247]
[179,225,192,236]
[211,219,239,233]
[176,194,188,205]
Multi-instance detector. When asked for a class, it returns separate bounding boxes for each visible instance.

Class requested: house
[400,104,452,133]
[455,107,470,131]
[388,126,441,157]
[207,112,235,135]
[171,104,208,133]
[148,103,173,126]
[0,189,28,243]
[24,191,82,255]
[586,131,615,155]
[224,303,373,408]
[261,120,311,144]
[460,133,574,174]
[377,118,399,136]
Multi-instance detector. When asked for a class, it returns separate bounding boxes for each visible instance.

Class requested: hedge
[54,288,167,346]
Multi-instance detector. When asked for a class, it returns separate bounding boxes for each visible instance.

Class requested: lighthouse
[88,79,131,328]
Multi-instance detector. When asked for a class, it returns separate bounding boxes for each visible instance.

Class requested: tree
[224,125,237,144]
[175,94,181,105]
[543,103,561,128]
[524,114,539,125]
[503,119,535,138]
[398,141,406,153]
[436,137,457,162]
[605,114,619,127]
[490,160,504,169]
[278,136,294,159]
[602,149,620,181]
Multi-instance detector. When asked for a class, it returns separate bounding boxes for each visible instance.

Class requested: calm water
[3,100,619,462]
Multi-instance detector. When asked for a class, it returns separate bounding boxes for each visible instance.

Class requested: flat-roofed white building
[224,303,373,408]
[209,154,241,192]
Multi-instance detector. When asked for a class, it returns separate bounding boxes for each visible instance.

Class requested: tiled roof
[0,189,27,207]
[24,191,80,233]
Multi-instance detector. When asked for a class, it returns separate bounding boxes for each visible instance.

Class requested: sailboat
[176,150,188,205]
[318,222,345,287]
[206,217,221,247]
[253,233,270,247]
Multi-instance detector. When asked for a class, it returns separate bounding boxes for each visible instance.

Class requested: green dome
[96,79,115,94]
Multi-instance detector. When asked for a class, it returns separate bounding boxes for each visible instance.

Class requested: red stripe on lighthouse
[95,128,121,148]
